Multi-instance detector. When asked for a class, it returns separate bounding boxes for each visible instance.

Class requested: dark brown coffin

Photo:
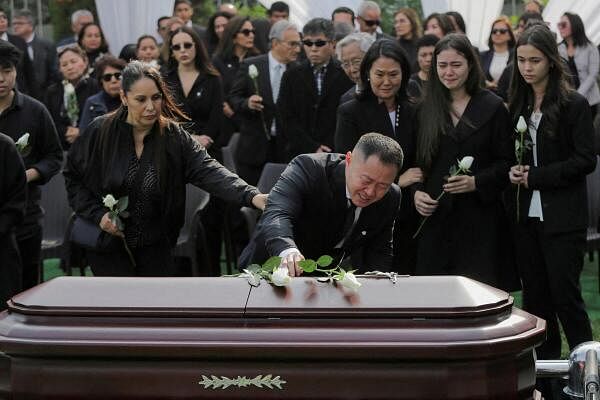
[0,276,545,399]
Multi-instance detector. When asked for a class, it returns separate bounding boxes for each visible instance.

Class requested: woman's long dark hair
[424,13,454,37]
[215,16,259,61]
[509,25,572,138]
[168,26,219,76]
[562,12,591,47]
[358,39,411,104]
[206,11,233,49]
[417,34,483,170]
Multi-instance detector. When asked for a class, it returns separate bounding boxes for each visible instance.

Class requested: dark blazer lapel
[321,61,341,101]
[301,62,318,100]
[450,90,500,142]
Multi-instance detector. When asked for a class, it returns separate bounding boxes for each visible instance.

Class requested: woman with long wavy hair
[507,25,596,373]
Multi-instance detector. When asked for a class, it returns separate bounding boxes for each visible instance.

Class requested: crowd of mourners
[0,0,599,397]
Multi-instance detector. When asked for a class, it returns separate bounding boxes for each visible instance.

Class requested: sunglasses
[171,42,193,51]
[101,72,122,82]
[238,29,255,36]
[557,22,567,29]
[362,18,380,27]
[492,28,509,35]
[302,39,329,48]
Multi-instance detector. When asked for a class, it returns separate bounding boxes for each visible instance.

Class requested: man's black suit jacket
[277,59,353,158]
[30,35,60,93]
[239,153,401,271]
[229,54,291,167]
[5,34,38,99]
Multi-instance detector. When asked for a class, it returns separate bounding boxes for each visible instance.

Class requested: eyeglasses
[341,58,362,69]
[238,29,255,36]
[361,18,380,27]
[302,39,330,48]
[557,22,567,29]
[102,72,122,82]
[491,28,509,35]
[171,42,194,51]
[281,40,302,48]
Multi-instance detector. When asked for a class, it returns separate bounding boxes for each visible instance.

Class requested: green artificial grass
[43,252,600,358]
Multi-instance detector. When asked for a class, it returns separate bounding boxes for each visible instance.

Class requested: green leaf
[449,165,458,176]
[116,196,129,213]
[120,211,130,219]
[298,259,317,273]
[247,264,262,274]
[262,256,281,271]
[316,255,333,267]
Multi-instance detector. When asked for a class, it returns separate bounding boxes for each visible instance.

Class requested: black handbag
[70,216,119,252]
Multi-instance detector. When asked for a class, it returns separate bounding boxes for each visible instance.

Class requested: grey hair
[335,32,375,59]
[269,19,298,41]
[357,1,380,18]
[13,9,34,25]
[71,9,93,25]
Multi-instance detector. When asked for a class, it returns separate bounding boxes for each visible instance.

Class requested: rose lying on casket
[338,271,361,291]
[271,267,291,286]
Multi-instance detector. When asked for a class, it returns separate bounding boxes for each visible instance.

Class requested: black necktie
[341,201,357,239]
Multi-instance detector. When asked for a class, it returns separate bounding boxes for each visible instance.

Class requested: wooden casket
[0,276,545,399]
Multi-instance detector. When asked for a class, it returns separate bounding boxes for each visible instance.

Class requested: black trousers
[16,222,42,291]
[0,233,22,309]
[515,219,592,359]
[87,240,175,277]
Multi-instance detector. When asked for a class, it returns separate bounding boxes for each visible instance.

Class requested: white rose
[248,64,259,79]
[516,115,527,133]
[15,133,29,148]
[64,82,75,95]
[458,156,474,171]
[339,272,361,291]
[271,267,291,287]
[102,194,118,209]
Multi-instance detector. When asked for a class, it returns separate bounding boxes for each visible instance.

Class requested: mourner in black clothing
[393,8,422,73]
[240,133,402,276]
[164,26,223,149]
[479,17,514,98]
[64,61,266,277]
[45,45,99,148]
[278,18,353,158]
[508,25,596,370]
[204,11,233,57]
[407,34,439,100]
[78,23,110,70]
[335,39,421,274]
[423,13,454,39]
[413,34,515,291]
[213,16,260,149]
[228,20,301,185]
[0,41,63,291]
[336,32,375,104]
[0,133,27,308]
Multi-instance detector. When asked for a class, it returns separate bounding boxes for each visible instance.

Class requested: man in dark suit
[11,9,59,95]
[239,133,402,275]
[0,7,38,99]
[356,1,393,41]
[228,20,301,185]
[278,18,353,158]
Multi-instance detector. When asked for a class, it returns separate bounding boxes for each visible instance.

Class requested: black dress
[414,89,517,290]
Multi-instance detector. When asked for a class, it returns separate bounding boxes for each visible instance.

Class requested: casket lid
[8,276,511,319]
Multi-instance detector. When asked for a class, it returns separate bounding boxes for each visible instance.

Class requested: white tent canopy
[258,0,361,31]
[95,0,175,58]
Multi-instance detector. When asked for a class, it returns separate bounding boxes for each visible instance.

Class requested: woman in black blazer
[335,39,421,274]
[508,25,596,364]
[479,17,514,99]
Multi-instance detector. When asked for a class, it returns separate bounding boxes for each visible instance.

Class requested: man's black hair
[0,41,23,69]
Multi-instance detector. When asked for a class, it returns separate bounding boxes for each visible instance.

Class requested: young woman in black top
[508,24,596,362]
[164,26,223,151]
[64,61,266,277]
